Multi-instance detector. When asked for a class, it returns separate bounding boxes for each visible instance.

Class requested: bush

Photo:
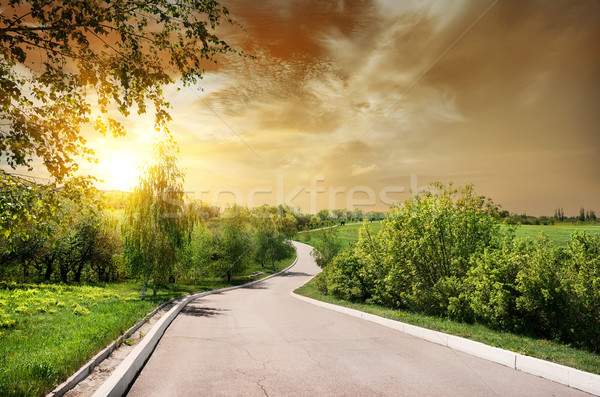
[314,183,600,352]
[310,228,342,268]
[562,231,600,351]
[515,234,569,339]
[353,183,502,313]
[321,248,368,302]
[464,235,527,330]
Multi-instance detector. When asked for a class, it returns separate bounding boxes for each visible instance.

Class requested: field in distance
[298,222,600,247]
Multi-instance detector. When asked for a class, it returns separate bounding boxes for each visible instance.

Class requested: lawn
[0,256,295,397]
[295,280,600,375]
[297,221,600,247]
[512,224,600,245]
[297,222,382,249]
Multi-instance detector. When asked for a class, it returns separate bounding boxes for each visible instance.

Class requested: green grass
[297,222,382,249]
[297,222,600,248]
[512,224,600,246]
[295,280,600,375]
[0,256,295,397]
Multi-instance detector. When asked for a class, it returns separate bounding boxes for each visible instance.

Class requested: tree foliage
[252,205,296,271]
[0,172,100,252]
[123,137,192,299]
[0,0,238,246]
[209,206,252,282]
[317,183,600,352]
[0,0,237,179]
[310,227,342,269]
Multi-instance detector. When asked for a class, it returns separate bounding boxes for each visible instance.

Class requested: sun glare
[99,152,141,192]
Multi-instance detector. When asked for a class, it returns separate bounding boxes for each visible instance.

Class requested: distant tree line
[497,207,598,225]
[297,209,385,231]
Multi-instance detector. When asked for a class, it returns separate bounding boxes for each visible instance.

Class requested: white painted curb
[91,256,299,397]
[46,294,179,397]
[290,292,600,396]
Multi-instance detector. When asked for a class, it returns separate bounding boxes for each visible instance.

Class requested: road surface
[128,242,590,396]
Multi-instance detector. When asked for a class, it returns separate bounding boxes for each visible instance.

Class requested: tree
[123,137,192,299]
[252,205,296,271]
[58,210,99,283]
[0,216,47,281]
[183,223,213,288]
[210,206,252,282]
[317,209,330,221]
[554,208,565,221]
[310,228,342,268]
[309,215,321,227]
[332,209,347,220]
[90,210,124,282]
[354,209,365,220]
[0,0,238,243]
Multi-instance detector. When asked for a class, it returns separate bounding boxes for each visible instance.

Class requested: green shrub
[515,234,569,339]
[310,228,342,268]
[321,248,368,302]
[314,183,600,353]
[464,235,526,330]
[313,272,328,294]
[353,183,502,313]
[562,231,600,351]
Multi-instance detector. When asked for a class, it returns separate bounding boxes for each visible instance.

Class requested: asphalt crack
[256,375,269,397]
[235,369,269,397]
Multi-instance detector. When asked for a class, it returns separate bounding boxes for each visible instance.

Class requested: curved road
[128,242,589,396]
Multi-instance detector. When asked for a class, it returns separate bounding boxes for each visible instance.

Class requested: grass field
[298,222,600,247]
[295,281,600,375]
[512,224,600,245]
[0,256,295,397]
[297,222,382,248]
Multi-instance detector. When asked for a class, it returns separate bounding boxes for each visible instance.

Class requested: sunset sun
[98,152,141,192]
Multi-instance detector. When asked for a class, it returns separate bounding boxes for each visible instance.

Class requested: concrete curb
[91,256,299,397]
[290,292,600,396]
[46,294,185,397]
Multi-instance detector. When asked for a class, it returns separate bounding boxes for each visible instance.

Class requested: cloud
[351,163,378,176]
[149,0,600,215]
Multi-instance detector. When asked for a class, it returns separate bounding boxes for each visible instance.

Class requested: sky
[80,0,599,216]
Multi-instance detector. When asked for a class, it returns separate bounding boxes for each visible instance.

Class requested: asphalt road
[127,242,590,396]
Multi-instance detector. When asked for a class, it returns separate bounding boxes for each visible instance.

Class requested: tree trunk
[141,273,148,300]
[59,263,69,282]
[74,262,84,283]
[44,259,53,281]
[226,270,232,283]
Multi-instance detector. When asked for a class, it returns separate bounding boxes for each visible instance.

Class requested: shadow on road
[181,305,229,318]
[279,271,313,277]
[242,283,268,290]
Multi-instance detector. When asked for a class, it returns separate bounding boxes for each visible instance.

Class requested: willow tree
[0,0,238,247]
[124,137,192,299]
